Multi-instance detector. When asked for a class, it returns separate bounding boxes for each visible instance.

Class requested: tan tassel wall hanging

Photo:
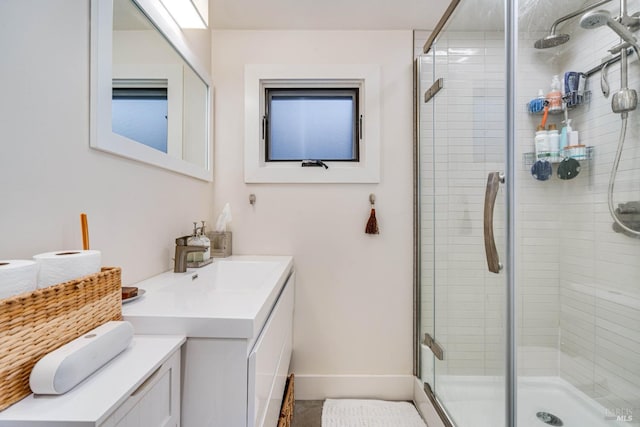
[365,193,379,235]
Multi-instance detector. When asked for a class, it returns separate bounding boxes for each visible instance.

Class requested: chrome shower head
[581,10,638,114]
[534,33,571,49]
[580,9,638,46]
[532,0,614,49]
[580,9,611,28]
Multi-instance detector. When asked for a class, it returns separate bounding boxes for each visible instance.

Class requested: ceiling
[208,0,452,30]
[207,0,594,32]
[116,0,595,34]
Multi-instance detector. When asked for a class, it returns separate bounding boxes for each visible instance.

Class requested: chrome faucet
[174,236,208,273]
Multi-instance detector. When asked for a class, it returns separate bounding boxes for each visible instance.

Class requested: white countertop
[0,335,185,426]
[122,256,294,339]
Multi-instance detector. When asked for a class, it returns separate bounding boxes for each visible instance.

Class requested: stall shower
[415,0,640,425]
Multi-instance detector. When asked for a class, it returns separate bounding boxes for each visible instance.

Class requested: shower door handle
[484,172,504,274]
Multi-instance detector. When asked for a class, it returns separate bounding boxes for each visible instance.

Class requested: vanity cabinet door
[100,349,181,427]
[248,275,294,427]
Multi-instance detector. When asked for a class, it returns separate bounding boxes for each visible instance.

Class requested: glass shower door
[417,0,509,423]
[417,52,436,395]
[419,0,640,425]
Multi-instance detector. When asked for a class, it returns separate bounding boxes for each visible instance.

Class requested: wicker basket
[0,267,122,411]
[278,373,295,427]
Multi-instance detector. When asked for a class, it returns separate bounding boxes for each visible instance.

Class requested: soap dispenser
[547,75,563,113]
[187,222,210,263]
[199,221,211,261]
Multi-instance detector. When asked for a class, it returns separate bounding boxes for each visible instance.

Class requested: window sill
[245,161,379,184]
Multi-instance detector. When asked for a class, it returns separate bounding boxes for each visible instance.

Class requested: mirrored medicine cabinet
[90,0,213,181]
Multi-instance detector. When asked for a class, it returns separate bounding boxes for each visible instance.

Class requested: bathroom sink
[153,260,279,293]
[122,255,293,339]
[212,260,279,291]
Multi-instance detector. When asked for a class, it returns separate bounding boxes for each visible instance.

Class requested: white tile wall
[416,0,640,413]
[552,0,640,412]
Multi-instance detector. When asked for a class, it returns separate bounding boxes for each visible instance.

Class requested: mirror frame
[90,0,213,181]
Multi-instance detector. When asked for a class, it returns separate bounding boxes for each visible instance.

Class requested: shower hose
[608,115,640,236]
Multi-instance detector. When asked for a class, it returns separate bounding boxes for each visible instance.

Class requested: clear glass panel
[417,0,508,422]
[417,52,436,389]
[517,0,640,426]
[267,92,356,161]
[420,0,640,425]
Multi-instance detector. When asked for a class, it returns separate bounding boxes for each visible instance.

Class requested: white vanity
[0,335,185,427]
[123,255,295,427]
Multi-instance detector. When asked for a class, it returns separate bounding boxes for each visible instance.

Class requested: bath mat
[321,399,427,427]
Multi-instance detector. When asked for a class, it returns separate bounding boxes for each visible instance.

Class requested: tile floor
[291,400,323,427]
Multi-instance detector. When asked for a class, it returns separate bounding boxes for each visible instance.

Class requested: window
[244,64,381,183]
[265,88,360,162]
[112,86,169,153]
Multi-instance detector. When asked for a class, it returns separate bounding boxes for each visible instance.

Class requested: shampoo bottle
[547,124,560,162]
[535,125,550,161]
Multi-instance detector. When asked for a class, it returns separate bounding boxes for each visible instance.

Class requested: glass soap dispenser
[187,221,210,262]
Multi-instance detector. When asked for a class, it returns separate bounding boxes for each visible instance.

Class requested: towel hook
[369,193,375,205]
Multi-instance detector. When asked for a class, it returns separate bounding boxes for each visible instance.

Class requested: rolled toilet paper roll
[33,250,101,288]
[0,260,38,299]
[30,321,134,395]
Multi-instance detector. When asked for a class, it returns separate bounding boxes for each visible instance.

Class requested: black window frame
[112,87,168,100]
[263,87,361,163]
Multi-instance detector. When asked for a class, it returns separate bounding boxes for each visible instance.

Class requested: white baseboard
[413,377,445,427]
[293,374,414,401]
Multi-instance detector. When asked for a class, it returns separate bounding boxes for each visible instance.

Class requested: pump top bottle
[187,221,210,262]
[535,125,550,161]
[547,75,563,113]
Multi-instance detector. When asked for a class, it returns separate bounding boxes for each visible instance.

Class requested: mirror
[90,0,212,181]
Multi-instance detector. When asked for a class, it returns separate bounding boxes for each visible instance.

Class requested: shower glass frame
[417,0,640,425]
[415,0,515,425]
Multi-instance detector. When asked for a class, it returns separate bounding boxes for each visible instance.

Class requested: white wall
[0,0,214,284]
[211,30,415,399]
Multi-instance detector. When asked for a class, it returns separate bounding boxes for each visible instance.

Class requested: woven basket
[0,267,122,411]
[278,373,295,427]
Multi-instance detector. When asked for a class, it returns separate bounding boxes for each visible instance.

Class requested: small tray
[122,289,145,304]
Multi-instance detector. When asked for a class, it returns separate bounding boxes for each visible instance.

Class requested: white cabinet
[101,346,181,427]
[0,335,184,427]
[248,273,294,427]
[121,256,295,427]
[181,273,295,427]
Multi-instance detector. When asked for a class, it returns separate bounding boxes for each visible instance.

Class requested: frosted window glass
[267,92,357,161]
[112,98,168,153]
